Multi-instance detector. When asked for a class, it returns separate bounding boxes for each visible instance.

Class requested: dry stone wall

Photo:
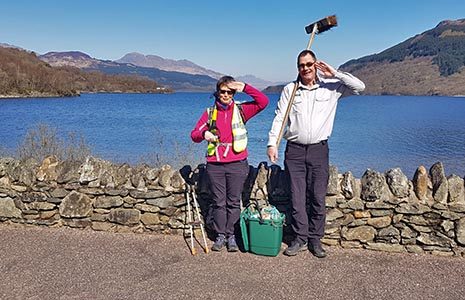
[1,156,465,257]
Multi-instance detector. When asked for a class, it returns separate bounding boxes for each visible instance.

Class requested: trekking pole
[185,184,196,255]
[275,15,338,151]
[191,186,209,254]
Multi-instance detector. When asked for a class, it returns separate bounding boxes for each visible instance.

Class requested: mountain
[40,51,217,91]
[0,42,22,50]
[340,18,465,96]
[116,52,223,79]
[235,74,283,90]
[0,47,166,98]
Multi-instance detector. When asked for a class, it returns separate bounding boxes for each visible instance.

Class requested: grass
[12,124,204,169]
[17,123,91,162]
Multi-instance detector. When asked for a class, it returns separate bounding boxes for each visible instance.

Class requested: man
[267,50,365,257]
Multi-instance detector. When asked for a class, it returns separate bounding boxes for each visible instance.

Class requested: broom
[274,15,338,152]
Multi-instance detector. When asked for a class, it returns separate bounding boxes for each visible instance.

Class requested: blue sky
[1,0,464,82]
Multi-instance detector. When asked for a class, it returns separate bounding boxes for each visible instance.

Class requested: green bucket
[240,204,285,257]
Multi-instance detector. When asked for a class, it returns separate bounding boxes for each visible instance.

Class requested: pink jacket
[191,84,269,163]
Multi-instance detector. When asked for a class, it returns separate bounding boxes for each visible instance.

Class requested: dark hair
[214,75,236,99]
[216,75,235,91]
[297,50,317,65]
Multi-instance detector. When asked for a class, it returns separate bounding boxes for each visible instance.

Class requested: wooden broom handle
[275,80,298,151]
[275,23,318,150]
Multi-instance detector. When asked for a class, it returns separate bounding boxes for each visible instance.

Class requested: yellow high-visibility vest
[206,103,247,157]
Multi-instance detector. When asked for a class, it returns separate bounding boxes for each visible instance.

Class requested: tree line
[341,23,465,76]
[0,47,170,97]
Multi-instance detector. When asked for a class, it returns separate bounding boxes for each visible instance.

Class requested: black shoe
[309,243,327,258]
[284,240,308,256]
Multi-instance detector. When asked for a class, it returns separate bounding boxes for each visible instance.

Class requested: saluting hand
[315,61,336,78]
[226,81,245,93]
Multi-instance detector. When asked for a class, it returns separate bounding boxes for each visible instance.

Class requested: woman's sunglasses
[219,89,235,95]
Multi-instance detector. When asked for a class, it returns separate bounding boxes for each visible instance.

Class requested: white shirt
[267,71,365,146]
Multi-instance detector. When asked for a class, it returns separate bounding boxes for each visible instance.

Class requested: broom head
[305,15,337,34]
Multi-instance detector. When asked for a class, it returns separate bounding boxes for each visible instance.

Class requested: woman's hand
[204,130,218,142]
[226,81,245,93]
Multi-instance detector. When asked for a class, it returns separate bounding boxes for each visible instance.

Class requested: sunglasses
[298,61,316,69]
[219,89,235,95]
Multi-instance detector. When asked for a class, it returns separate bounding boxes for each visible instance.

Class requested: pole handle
[275,80,298,151]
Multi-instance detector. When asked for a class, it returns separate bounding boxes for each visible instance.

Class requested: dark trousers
[284,141,329,245]
[206,160,249,237]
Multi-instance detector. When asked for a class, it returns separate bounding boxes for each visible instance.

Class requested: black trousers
[206,160,249,237]
[284,141,329,245]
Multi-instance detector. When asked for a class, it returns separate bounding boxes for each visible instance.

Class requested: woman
[191,76,269,252]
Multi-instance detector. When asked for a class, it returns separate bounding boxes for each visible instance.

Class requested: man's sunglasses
[219,89,235,95]
[298,61,316,69]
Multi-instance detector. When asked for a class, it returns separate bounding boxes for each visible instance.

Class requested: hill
[264,19,465,96]
[116,52,223,79]
[0,47,168,98]
[340,18,465,96]
[40,51,217,92]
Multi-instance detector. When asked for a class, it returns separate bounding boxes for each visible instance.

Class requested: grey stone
[0,197,22,218]
[341,171,357,199]
[28,202,55,211]
[448,203,465,213]
[326,208,344,221]
[108,208,140,225]
[401,226,418,239]
[365,242,406,253]
[56,160,81,184]
[63,218,92,228]
[361,169,387,201]
[19,192,47,203]
[385,168,410,198]
[347,199,364,211]
[342,226,376,242]
[140,213,160,225]
[146,196,174,209]
[94,196,124,209]
[405,245,424,254]
[129,189,170,199]
[417,232,454,247]
[429,162,448,204]
[91,222,114,231]
[456,217,465,246]
[367,216,392,228]
[447,175,464,204]
[377,226,400,243]
[158,165,172,188]
[170,172,185,191]
[326,165,339,196]
[51,188,69,198]
[370,209,392,217]
[395,203,431,215]
[59,191,92,218]
[159,207,178,217]
[134,204,160,213]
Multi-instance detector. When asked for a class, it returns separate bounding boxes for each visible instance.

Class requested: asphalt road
[1,224,465,300]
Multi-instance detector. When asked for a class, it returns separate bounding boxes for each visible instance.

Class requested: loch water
[1,93,464,178]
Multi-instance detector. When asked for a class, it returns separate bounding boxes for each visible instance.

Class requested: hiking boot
[284,240,308,256]
[227,235,239,252]
[309,242,327,258]
[211,234,226,251]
